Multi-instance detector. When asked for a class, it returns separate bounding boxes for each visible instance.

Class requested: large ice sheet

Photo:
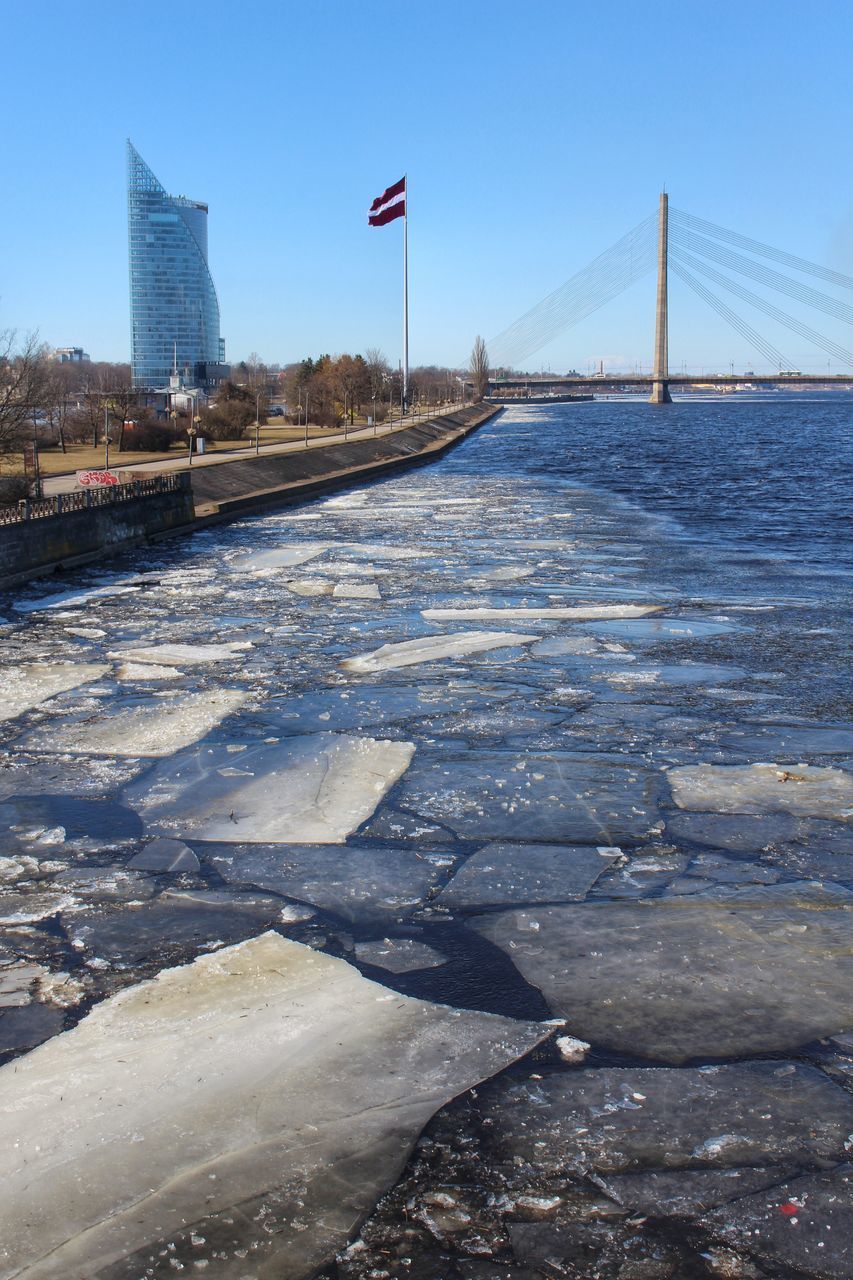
[211,843,449,924]
[107,642,253,666]
[421,605,661,622]
[668,761,853,819]
[0,933,548,1280]
[0,662,109,723]
[124,732,415,843]
[341,631,540,673]
[23,690,249,757]
[393,751,661,844]
[471,884,853,1062]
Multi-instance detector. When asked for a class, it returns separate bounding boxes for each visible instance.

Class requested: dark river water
[0,396,851,1280]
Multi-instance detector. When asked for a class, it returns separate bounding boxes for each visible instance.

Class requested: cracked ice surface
[341,631,540,673]
[124,732,416,842]
[471,883,853,1062]
[0,662,110,723]
[668,761,853,819]
[0,933,548,1280]
[22,689,249,757]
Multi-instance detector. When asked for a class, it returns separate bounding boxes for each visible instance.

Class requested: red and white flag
[368,176,406,226]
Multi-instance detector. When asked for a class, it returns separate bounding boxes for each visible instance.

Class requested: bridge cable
[669,259,793,369]
[671,208,853,292]
[671,246,853,366]
[670,226,853,327]
[487,214,656,368]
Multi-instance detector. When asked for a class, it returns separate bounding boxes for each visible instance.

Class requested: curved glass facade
[127,142,223,389]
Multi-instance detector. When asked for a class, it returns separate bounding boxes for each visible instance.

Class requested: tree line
[0,329,491,500]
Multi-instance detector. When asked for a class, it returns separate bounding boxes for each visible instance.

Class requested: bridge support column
[649,191,672,405]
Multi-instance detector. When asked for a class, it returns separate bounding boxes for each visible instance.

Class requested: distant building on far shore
[54,346,90,363]
[127,141,228,391]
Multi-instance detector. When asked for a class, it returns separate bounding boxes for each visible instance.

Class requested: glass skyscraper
[127,142,225,389]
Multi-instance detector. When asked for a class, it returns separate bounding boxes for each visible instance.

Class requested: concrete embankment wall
[189,405,498,520]
[0,483,196,589]
[0,406,498,589]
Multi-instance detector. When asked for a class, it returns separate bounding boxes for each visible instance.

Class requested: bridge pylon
[650,191,672,404]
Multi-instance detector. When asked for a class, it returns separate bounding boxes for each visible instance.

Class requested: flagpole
[403,175,409,409]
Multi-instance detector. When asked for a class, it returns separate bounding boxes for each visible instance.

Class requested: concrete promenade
[40,408,456,497]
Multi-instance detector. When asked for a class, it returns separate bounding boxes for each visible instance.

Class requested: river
[0,397,851,1280]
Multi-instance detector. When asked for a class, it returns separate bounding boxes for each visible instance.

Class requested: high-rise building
[127,141,227,390]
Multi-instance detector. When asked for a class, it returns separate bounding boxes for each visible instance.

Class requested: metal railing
[0,473,189,526]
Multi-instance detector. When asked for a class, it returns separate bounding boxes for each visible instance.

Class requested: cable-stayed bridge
[487,195,853,402]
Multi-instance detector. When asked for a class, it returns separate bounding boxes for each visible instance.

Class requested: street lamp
[255,391,261,455]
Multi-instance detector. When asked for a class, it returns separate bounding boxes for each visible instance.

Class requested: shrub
[121,421,176,452]
[0,474,31,506]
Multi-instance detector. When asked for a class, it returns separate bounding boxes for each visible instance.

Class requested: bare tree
[104,365,136,451]
[0,330,49,453]
[470,335,490,401]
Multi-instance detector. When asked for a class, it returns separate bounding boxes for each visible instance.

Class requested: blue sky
[3,0,853,373]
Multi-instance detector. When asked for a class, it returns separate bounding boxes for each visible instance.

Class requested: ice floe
[470,883,853,1061]
[23,689,249,758]
[0,662,110,723]
[332,581,382,599]
[124,732,415,843]
[228,543,328,570]
[341,631,540,673]
[12,583,142,613]
[394,751,661,844]
[114,661,183,680]
[481,1062,853,1175]
[668,761,853,819]
[210,843,449,923]
[421,604,662,622]
[0,933,548,1279]
[354,937,448,972]
[107,641,253,666]
[438,841,621,909]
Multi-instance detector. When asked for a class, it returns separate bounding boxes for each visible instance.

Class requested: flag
[368,176,406,226]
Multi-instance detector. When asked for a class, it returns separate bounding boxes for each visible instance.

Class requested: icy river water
[0,398,851,1279]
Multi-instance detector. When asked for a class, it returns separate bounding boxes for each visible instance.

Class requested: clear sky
[3,0,853,374]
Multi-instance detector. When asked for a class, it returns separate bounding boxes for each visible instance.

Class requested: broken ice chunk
[0,933,548,1279]
[127,838,200,873]
[0,662,110,723]
[354,937,447,972]
[229,543,328,571]
[125,732,415,843]
[23,689,249,758]
[332,581,381,600]
[12,583,141,613]
[210,843,447,924]
[667,762,853,820]
[114,662,183,681]
[421,604,662,622]
[438,842,621,909]
[341,631,540,673]
[107,641,253,666]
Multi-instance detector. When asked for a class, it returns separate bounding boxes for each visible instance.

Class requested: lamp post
[103,404,111,470]
[255,392,261,455]
[372,392,377,436]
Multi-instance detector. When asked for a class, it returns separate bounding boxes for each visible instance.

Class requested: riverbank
[0,404,498,588]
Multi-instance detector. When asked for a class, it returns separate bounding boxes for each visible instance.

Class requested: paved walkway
[41,411,443,497]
